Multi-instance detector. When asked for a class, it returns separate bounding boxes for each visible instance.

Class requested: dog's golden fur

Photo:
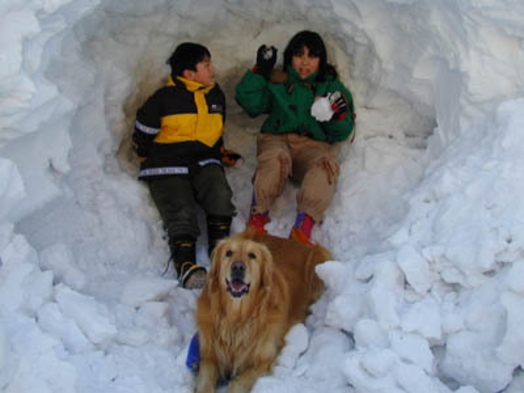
[194,232,332,393]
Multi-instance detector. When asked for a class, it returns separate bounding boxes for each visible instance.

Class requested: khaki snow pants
[252,133,341,223]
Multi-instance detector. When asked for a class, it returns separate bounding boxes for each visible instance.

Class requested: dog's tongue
[230,279,247,293]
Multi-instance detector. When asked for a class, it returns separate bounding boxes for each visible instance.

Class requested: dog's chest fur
[213,293,286,379]
[215,317,256,376]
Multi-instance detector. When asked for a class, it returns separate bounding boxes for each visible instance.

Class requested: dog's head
[208,235,273,300]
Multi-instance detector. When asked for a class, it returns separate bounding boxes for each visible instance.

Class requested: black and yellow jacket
[133,76,226,179]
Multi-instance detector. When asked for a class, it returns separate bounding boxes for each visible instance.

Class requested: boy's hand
[254,45,277,79]
[220,146,242,167]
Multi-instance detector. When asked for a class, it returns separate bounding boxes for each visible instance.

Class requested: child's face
[186,56,216,86]
[291,46,320,80]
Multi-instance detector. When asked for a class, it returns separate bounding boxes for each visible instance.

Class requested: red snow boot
[289,212,315,247]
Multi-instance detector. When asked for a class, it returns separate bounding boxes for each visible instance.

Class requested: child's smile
[291,46,320,80]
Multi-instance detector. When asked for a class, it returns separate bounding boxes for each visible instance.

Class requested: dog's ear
[240,229,256,240]
[258,243,274,288]
[209,239,226,278]
[207,239,226,292]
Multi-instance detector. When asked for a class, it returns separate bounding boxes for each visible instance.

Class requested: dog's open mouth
[226,260,250,298]
[226,278,250,298]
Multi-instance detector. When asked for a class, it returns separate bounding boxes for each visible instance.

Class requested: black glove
[255,45,277,79]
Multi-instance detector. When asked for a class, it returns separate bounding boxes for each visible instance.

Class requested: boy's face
[184,56,215,86]
[291,46,320,80]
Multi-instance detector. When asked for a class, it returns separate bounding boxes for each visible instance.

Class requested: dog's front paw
[227,377,257,393]
[194,362,219,393]
[194,379,215,393]
[227,382,248,393]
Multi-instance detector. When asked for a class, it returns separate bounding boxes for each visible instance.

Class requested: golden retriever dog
[194,232,332,393]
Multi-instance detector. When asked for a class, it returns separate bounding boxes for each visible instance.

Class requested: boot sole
[181,265,207,289]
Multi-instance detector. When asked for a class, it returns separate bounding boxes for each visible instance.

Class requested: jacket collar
[168,76,214,93]
[287,67,319,85]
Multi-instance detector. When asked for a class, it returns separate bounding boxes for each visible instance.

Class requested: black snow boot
[169,237,206,289]
[207,215,232,257]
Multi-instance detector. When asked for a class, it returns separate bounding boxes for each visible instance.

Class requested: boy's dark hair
[167,42,211,77]
[283,30,338,81]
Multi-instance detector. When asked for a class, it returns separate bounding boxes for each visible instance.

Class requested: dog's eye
[225,250,233,257]
[248,252,256,260]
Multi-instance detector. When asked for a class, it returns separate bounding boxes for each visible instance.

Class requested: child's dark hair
[283,30,338,81]
[167,42,211,77]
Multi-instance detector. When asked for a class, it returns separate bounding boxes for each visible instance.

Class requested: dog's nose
[231,261,245,278]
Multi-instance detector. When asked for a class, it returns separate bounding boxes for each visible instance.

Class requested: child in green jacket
[235,30,355,246]
[133,43,236,289]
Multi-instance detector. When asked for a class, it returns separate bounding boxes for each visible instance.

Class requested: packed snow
[1,0,524,392]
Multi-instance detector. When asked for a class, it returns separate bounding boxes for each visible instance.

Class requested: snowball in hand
[311,96,334,121]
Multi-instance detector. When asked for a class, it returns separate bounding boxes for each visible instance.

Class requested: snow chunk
[401,295,442,341]
[389,331,434,373]
[397,245,431,295]
[37,302,94,353]
[354,318,389,348]
[369,260,403,329]
[0,234,52,314]
[0,159,25,220]
[496,292,524,365]
[276,323,309,370]
[40,243,86,290]
[120,276,177,307]
[507,262,524,294]
[2,314,77,393]
[55,285,117,347]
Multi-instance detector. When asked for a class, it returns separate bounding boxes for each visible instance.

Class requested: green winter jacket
[235,67,354,143]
